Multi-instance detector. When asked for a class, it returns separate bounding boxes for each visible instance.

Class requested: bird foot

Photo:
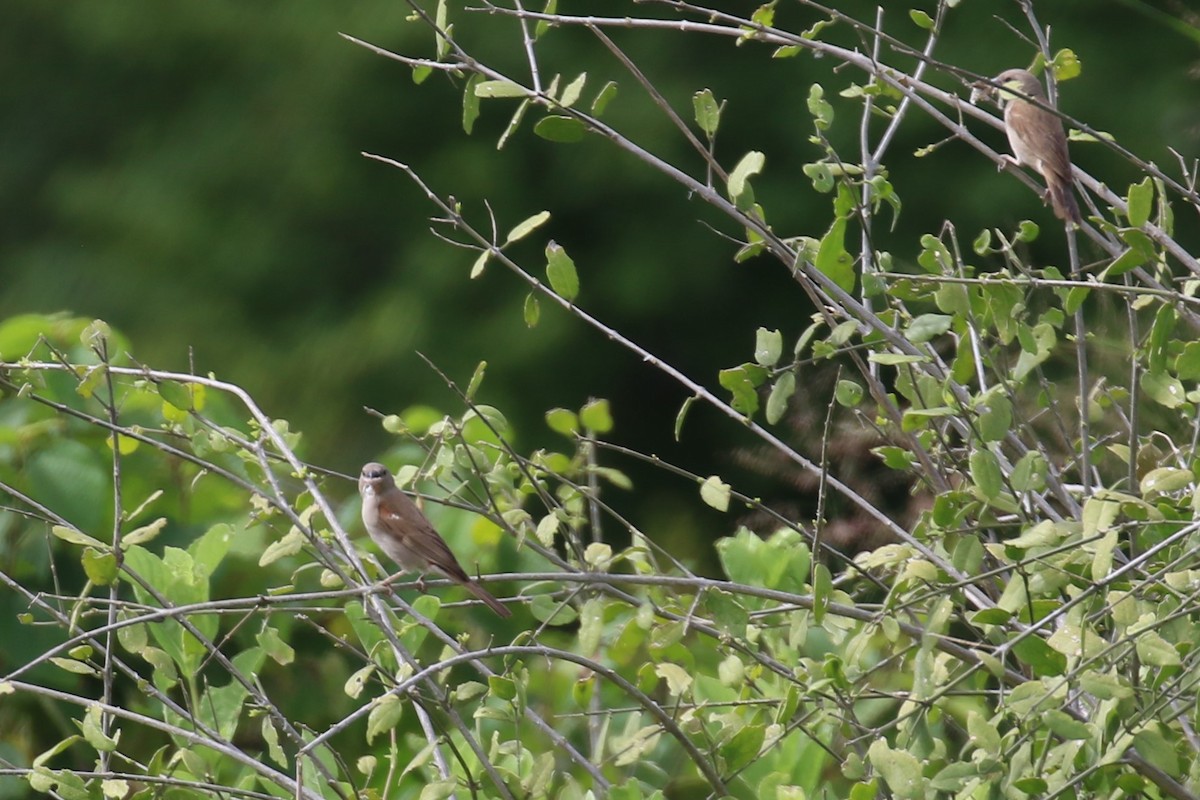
[998,154,1020,172]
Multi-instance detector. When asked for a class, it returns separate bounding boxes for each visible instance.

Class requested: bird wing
[377,500,472,582]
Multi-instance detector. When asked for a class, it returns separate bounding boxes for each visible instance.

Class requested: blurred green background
[3,1,1198,565]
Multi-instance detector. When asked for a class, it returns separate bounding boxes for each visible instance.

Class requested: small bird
[976,68,1082,225]
[358,462,511,617]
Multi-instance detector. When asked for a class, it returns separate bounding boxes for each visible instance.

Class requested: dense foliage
[3,2,1200,799]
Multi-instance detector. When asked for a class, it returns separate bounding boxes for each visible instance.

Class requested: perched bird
[358,461,512,617]
[976,68,1082,225]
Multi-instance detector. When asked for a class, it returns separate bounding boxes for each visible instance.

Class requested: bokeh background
[3,1,1198,568]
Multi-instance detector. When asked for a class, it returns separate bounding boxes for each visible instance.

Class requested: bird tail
[1048,174,1082,225]
[466,580,512,617]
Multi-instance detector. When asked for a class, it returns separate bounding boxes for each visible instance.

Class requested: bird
[977,68,1082,225]
[358,461,512,617]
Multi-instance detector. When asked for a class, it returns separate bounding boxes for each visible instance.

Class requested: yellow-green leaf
[504,210,550,246]
[366,694,403,743]
[700,475,731,512]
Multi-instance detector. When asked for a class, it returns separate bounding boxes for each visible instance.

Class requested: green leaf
[583,543,611,569]
[1132,726,1181,778]
[366,694,403,743]
[534,0,557,39]
[1011,634,1066,676]
[80,319,112,350]
[1142,370,1185,409]
[123,517,166,547]
[433,0,450,58]
[1174,342,1200,380]
[1136,630,1181,666]
[504,210,550,245]
[1008,519,1066,549]
[257,625,295,666]
[1013,322,1056,382]
[966,710,1000,754]
[874,445,915,469]
[1010,451,1046,492]
[497,98,530,149]
[909,9,934,29]
[931,762,979,792]
[811,562,831,624]
[51,657,99,677]
[475,80,526,98]
[718,364,766,416]
[1050,48,1082,81]
[523,293,540,328]
[904,313,951,344]
[545,408,579,436]
[259,527,305,567]
[766,373,795,423]
[1079,671,1132,700]
[721,724,765,772]
[707,590,750,636]
[591,80,618,116]
[700,476,731,512]
[578,598,604,655]
[559,72,587,108]
[806,84,834,130]
[750,2,775,27]
[462,74,481,134]
[80,703,119,752]
[75,364,107,399]
[976,394,1012,443]
[835,379,863,407]
[674,394,696,441]
[533,115,586,143]
[969,449,1003,500]
[157,379,196,412]
[803,162,834,193]
[262,716,287,767]
[727,151,765,209]
[917,233,952,274]
[972,229,992,255]
[754,328,783,366]
[1064,284,1090,314]
[529,594,578,625]
[693,89,721,136]
[869,353,929,366]
[545,241,579,300]
[655,663,692,696]
[1127,178,1154,227]
[1140,467,1192,496]
[867,739,925,799]
[116,613,147,654]
[1105,246,1148,278]
[1147,303,1176,373]
[108,433,138,456]
[344,665,374,699]
[579,398,613,433]
[465,360,487,399]
[420,781,458,800]
[82,548,119,586]
[51,525,106,549]
[814,216,855,293]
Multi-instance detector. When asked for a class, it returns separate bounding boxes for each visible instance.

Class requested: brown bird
[978,68,1082,225]
[358,462,511,617]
